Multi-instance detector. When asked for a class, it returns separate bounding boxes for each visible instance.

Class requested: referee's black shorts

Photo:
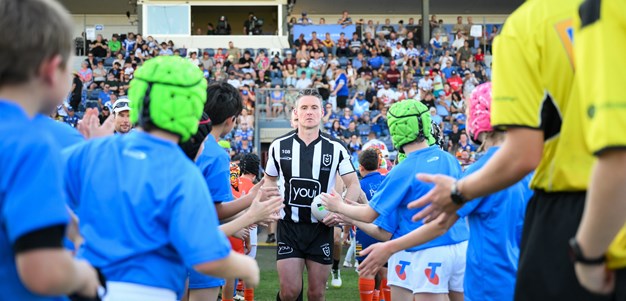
[276,220,333,265]
[515,190,616,301]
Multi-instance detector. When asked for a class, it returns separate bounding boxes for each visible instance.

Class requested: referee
[264,89,361,301]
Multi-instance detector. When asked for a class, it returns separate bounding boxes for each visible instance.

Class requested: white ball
[311,195,330,221]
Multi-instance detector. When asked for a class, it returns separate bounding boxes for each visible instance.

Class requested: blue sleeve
[456,196,484,218]
[169,171,231,267]
[368,169,410,217]
[202,154,234,203]
[62,144,85,211]
[3,133,69,243]
[373,210,398,234]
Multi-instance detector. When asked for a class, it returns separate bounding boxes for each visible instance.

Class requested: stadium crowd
[63,11,493,167]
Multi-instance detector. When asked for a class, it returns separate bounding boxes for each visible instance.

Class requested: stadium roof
[60,0,522,15]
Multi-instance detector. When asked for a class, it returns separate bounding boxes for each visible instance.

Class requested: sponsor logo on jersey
[395,260,411,281]
[289,178,322,207]
[424,262,442,285]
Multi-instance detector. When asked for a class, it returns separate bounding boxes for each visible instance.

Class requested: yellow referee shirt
[490,0,594,192]
[575,0,626,270]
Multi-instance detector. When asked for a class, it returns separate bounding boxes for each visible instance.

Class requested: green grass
[252,246,360,301]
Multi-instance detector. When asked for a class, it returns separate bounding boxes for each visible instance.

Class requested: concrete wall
[150,35,290,51]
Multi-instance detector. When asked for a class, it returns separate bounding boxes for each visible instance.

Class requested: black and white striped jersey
[265,130,355,223]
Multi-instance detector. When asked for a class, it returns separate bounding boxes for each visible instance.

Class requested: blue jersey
[456,147,532,301]
[335,73,350,97]
[0,101,69,301]
[370,146,469,252]
[356,172,385,262]
[188,134,235,289]
[63,131,231,293]
[195,134,234,203]
[33,114,85,251]
[34,114,84,149]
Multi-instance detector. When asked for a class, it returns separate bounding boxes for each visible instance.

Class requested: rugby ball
[311,195,330,221]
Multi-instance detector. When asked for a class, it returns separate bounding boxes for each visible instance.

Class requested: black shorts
[336,96,348,109]
[515,191,612,301]
[276,220,333,265]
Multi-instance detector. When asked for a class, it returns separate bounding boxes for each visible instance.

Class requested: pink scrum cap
[467,82,494,142]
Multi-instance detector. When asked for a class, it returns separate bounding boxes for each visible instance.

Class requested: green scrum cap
[387,99,434,153]
[128,56,208,142]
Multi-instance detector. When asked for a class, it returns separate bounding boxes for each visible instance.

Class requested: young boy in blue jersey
[357,84,532,301]
[353,148,389,301]
[187,82,283,301]
[322,99,469,301]
[0,0,102,300]
[63,56,264,301]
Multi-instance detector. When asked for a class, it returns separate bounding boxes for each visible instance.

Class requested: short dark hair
[359,148,380,171]
[204,82,243,125]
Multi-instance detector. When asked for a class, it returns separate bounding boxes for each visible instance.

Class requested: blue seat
[206,48,215,57]
[88,89,101,100]
[338,57,349,67]
[177,48,187,57]
[270,78,283,87]
[103,57,115,67]
[244,48,255,56]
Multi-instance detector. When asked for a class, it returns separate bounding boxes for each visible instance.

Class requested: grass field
[252,246,361,301]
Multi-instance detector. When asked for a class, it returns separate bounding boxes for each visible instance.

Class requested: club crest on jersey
[321,243,331,257]
[322,154,332,167]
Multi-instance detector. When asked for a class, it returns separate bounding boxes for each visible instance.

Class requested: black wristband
[568,237,606,265]
[13,224,66,254]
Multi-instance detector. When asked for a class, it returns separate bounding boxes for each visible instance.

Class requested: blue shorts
[355,229,379,262]
[188,269,225,289]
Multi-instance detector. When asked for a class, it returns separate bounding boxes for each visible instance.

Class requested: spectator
[104,72,119,92]
[452,16,465,37]
[447,70,463,92]
[269,55,283,80]
[350,91,370,118]
[296,59,314,79]
[295,44,310,62]
[408,81,419,99]
[349,32,362,56]
[418,72,434,95]
[199,52,214,70]
[457,40,473,62]
[69,72,83,110]
[323,102,338,128]
[295,71,312,89]
[298,12,313,25]
[146,36,158,50]
[122,32,136,57]
[158,42,173,56]
[108,34,122,56]
[347,134,362,154]
[462,70,480,99]
[235,121,254,142]
[227,41,241,61]
[282,63,297,87]
[99,106,111,124]
[321,33,336,54]
[85,52,98,69]
[241,73,255,87]
[371,106,389,136]
[63,106,79,127]
[78,61,93,86]
[376,80,395,106]
[309,50,327,78]
[432,69,445,97]
[268,85,285,117]
[92,61,107,87]
[442,59,455,78]
[215,16,232,35]
[294,34,308,49]
[421,92,436,108]
[368,48,384,69]
[331,65,350,109]
[237,51,256,78]
[89,34,108,58]
[357,112,372,138]
[465,16,475,45]
[98,84,113,108]
[473,64,487,83]
[125,52,141,65]
[255,50,270,80]
[430,106,443,127]
[238,108,254,128]
[225,72,240,89]
[336,32,350,57]
[420,47,433,67]
[185,51,199,66]
[343,120,359,141]
[135,44,150,62]
[329,120,343,139]
[364,20,377,37]
[308,32,322,48]
[486,25,499,54]
[391,42,407,65]
[451,31,466,51]
[386,61,401,86]
[380,19,395,38]
[429,32,443,55]
[402,31,418,48]
[338,10,353,26]
[351,52,364,70]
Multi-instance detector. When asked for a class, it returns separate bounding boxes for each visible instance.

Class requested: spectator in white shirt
[227,72,242,89]
[376,80,395,106]
[188,52,201,66]
[451,30,466,51]
[298,12,313,24]
[418,72,434,98]
[295,71,313,89]
[391,42,407,66]
[439,50,455,69]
